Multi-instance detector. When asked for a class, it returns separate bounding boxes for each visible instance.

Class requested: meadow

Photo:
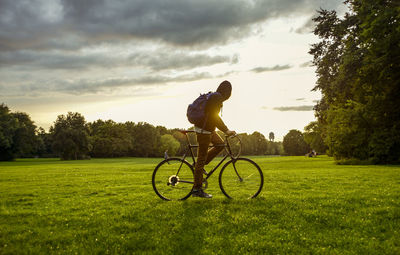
[0,156,399,254]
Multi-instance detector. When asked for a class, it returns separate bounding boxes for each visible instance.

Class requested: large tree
[310,0,400,163]
[283,129,310,156]
[0,104,18,160]
[303,121,328,154]
[11,112,38,157]
[0,104,38,160]
[250,132,268,155]
[51,112,90,160]
[234,132,269,155]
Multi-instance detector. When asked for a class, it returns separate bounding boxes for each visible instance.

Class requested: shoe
[191,189,212,198]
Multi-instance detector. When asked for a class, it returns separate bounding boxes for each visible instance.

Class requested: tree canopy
[310,0,400,163]
[88,120,132,158]
[283,129,310,156]
[303,121,327,154]
[0,104,37,160]
[51,112,90,160]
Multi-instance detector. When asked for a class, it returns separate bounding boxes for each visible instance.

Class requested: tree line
[1,104,297,161]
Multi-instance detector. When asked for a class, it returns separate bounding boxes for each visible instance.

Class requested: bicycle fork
[232,159,243,182]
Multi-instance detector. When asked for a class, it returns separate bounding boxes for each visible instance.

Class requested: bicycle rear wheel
[152,158,194,201]
[219,158,263,199]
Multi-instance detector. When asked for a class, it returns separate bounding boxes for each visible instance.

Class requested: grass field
[0,156,399,254]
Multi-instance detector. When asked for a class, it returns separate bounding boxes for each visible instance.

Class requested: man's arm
[215,115,228,133]
[216,118,236,136]
[206,93,229,133]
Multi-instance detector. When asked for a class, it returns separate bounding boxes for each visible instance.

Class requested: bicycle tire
[219,157,263,199]
[152,157,194,201]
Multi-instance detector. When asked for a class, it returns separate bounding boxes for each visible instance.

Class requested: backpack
[186,92,212,126]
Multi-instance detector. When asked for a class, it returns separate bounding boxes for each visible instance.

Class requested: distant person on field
[187,80,236,198]
[307,149,317,157]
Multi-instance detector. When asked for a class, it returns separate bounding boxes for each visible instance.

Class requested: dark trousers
[193,131,224,189]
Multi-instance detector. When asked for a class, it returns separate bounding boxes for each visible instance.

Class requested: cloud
[0,0,344,51]
[293,0,348,35]
[0,48,236,71]
[0,50,115,70]
[294,16,315,34]
[216,71,239,78]
[273,105,314,111]
[299,61,313,68]
[250,64,292,73]
[128,52,238,71]
[0,72,213,96]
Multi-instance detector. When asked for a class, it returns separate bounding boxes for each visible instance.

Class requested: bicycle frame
[177,130,237,181]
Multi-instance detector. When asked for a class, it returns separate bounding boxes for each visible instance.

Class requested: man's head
[216,80,232,101]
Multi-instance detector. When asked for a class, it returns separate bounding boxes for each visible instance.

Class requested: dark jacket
[197,81,232,132]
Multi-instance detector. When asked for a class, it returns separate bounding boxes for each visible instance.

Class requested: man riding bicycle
[187,80,236,198]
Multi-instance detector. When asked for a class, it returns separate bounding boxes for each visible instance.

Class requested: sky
[0,0,347,140]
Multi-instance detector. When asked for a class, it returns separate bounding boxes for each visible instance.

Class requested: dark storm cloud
[0,72,213,96]
[0,50,114,70]
[0,49,235,71]
[250,64,292,73]
[128,52,237,71]
[273,105,314,111]
[0,0,344,51]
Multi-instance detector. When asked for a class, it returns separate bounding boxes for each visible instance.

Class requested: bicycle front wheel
[152,158,194,201]
[219,158,263,199]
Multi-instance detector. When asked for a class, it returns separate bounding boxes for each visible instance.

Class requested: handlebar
[225,133,238,138]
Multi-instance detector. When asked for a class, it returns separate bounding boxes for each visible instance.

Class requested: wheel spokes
[220,158,263,199]
[153,159,194,200]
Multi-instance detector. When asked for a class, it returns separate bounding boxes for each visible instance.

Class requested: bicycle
[152,130,264,200]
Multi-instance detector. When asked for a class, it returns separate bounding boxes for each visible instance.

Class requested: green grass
[0,156,399,254]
